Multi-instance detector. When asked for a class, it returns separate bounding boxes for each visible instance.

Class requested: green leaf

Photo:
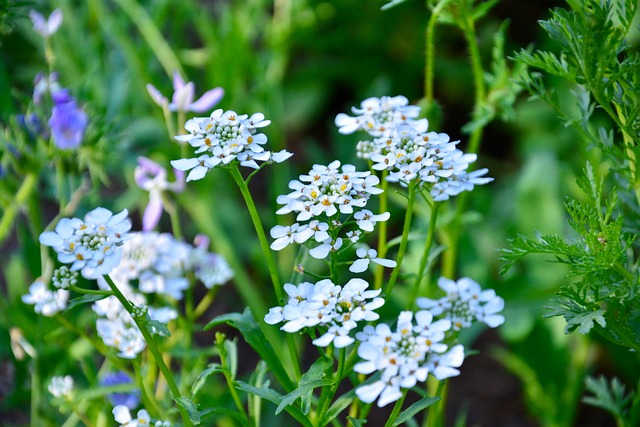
[381,0,410,10]
[143,317,171,337]
[566,309,606,334]
[173,395,201,424]
[191,363,224,397]
[393,396,441,425]
[236,381,313,427]
[204,308,294,391]
[347,417,367,426]
[65,294,107,312]
[583,376,631,421]
[276,378,332,415]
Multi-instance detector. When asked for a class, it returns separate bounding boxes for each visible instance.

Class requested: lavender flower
[147,71,224,113]
[134,157,185,231]
[29,9,63,37]
[48,89,88,149]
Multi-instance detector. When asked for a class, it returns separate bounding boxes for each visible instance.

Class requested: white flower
[265,278,384,347]
[270,223,314,251]
[48,375,73,399]
[113,406,160,427]
[39,207,132,279]
[354,210,390,233]
[354,310,459,407]
[349,247,396,273]
[416,277,505,330]
[309,237,343,259]
[22,280,69,316]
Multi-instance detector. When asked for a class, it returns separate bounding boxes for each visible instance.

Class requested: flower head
[265,278,384,348]
[354,310,459,407]
[22,279,69,316]
[29,8,63,37]
[49,89,88,149]
[39,207,132,279]
[171,109,287,181]
[417,277,505,330]
[48,375,74,399]
[147,70,224,113]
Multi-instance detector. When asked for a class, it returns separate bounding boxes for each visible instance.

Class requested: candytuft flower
[354,310,459,407]
[39,207,132,279]
[48,375,74,399]
[22,279,69,316]
[417,277,505,330]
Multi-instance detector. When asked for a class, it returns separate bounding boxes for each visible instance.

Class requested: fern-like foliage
[502,0,640,353]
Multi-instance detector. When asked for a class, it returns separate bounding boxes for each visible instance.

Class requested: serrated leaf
[174,396,201,424]
[65,294,108,312]
[393,396,441,426]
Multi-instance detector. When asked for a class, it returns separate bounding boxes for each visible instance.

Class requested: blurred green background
[1,0,637,426]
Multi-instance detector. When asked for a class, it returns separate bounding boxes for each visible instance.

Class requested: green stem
[0,173,38,243]
[229,164,302,381]
[385,182,418,297]
[425,379,447,427]
[133,358,165,419]
[228,164,283,301]
[193,286,220,319]
[69,286,112,296]
[103,275,193,427]
[374,171,389,290]
[383,389,408,427]
[409,202,440,308]
[316,348,346,427]
[424,0,455,103]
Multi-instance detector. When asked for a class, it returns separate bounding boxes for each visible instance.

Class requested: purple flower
[48,90,88,150]
[29,8,63,37]
[135,156,185,231]
[146,71,224,113]
[100,372,139,410]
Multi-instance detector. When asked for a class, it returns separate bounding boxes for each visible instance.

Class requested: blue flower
[100,372,140,410]
[48,89,88,149]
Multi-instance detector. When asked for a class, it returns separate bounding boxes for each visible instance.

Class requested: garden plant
[0,0,639,426]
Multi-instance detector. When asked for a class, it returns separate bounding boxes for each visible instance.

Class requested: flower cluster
[337,96,493,200]
[93,292,149,359]
[113,405,170,427]
[354,311,463,407]
[335,95,425,136]
[112,232,233,299]
[48,375,74,399]
[417,277,505,330]
[22,279,69,316]
[271,161,390,259]
[39,207,132,279]
[265,278,384,348]
[171,109,292,181]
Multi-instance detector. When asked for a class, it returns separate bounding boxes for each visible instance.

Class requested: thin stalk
[316,348,346,427]
[425,379,447,427]
[69,286,112,296]
[228,164,283,301]
[424,0,455,103]
[385,182,418,296]
[103,275,193,427]
[383,389,408,427]
[193,286,220,320]
[374,171,389,290]
[409,202,440,308]
[228,164,302,381]
[133,357,165,419]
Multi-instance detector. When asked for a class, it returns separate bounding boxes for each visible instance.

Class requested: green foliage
[583,376,640,427]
